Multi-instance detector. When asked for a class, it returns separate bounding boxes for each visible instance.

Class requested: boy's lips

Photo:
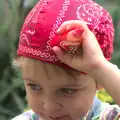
[40,112,69,120]
[48,115,68,120]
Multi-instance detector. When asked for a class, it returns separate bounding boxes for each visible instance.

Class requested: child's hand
[51,28,83,51]
[52,20,107,74]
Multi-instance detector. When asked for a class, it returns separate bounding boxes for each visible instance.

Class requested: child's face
[20,57,97,120]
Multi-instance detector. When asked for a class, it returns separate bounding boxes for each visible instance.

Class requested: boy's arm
[91,60,120,106]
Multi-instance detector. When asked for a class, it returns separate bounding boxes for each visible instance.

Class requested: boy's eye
[27,83,41,91]
[60,88,77,94]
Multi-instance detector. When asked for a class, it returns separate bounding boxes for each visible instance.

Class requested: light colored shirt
[12,97,120,120]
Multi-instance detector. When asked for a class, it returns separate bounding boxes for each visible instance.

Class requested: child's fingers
[57,20,88,34]
[67,28,84,42]
[52,46,83,71]
[52,46,73,64]
[57,21,69,34]
[82,29,103,55]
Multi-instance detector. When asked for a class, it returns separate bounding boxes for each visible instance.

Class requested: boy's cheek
[25,88,42,111]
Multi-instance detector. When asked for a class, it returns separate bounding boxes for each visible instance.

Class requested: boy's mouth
[48,115,68,120]
[40,112,69,120]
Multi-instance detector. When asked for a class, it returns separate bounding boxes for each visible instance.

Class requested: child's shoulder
[92,101,120,120]
[11,110,38,120]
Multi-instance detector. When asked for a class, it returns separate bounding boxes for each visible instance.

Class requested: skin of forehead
[15,57,100,89]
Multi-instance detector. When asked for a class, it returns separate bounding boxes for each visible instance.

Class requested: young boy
[12,0,120,120]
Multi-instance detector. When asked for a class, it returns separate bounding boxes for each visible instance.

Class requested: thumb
[52,46,83,71]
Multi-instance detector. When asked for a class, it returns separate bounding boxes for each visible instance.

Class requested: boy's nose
[43,98,61,112]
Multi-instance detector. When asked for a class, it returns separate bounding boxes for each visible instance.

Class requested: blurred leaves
[0,0,38,120]
[96,89,115,104]
[0,0,120,120]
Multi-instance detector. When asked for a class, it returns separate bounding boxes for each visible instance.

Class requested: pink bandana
[17,0,114,70]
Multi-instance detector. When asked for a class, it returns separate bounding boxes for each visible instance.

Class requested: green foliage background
[0,0,120,120]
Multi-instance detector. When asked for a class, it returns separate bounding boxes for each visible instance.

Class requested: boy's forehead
[21,58,92,84]
[20,58,95,88]
[21,57,74,78]
[22,57,69,72]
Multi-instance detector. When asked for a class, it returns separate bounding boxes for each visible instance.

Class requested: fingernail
[57,28,61,33]
[80,71,87,74]
[72,28,84,38]
[52,46,58,51]
[66,26,70,31]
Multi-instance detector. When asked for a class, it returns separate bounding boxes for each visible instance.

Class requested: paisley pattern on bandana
[17,0,114,69]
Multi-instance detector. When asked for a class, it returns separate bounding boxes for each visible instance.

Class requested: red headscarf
[17,0,114,69]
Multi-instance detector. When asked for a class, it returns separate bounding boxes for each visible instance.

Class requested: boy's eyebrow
[23,77,86,87]
[62,84,84,87]
[23,78,35,83]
